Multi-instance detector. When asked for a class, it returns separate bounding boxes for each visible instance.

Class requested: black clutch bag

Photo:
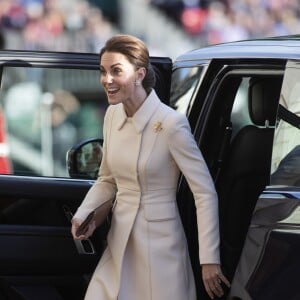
[76,200,113,236]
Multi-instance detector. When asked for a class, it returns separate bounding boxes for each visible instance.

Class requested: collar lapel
[132,90,160,133]
[117,90,161,133]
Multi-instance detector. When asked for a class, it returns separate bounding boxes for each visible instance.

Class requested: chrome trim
[262,190,300,199]
[74,239,96,255]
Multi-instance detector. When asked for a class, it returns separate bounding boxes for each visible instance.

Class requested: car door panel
[0,176,102,299]
[0,225,97,275]
[228,61,300,299]
[230,191,300,300]
[248,229,300,300]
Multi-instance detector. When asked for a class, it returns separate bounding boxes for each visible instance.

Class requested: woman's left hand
[202,264,230,299]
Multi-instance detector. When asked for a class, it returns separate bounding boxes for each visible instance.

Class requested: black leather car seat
[217,77,282,281]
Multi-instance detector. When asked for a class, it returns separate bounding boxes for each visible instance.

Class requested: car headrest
[248,78,282,126]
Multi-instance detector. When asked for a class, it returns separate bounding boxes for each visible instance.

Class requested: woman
[71,34,230,300]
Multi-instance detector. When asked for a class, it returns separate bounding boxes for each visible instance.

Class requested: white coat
[74,90,220,300]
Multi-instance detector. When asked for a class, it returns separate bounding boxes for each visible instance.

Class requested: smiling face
[100,51,144,106]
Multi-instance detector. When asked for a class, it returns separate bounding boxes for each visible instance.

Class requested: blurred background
[1,0,300,59]
[0,0,299,178]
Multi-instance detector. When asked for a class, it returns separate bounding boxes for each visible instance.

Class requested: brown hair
[99,34,156,94]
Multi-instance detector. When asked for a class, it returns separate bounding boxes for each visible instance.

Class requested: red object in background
[0,109,11,174]
[181,8,208,36]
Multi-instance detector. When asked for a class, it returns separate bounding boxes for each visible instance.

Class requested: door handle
[74,239,96,255]
[63,205,97,255]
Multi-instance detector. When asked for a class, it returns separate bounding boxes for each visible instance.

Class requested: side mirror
[67,138,103,179]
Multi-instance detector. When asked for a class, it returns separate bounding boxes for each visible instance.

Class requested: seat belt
[278,104,300,129]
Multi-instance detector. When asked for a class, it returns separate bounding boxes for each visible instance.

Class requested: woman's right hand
[71,218,96,240]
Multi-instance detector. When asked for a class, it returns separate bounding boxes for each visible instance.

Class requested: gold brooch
[154,121,163,133]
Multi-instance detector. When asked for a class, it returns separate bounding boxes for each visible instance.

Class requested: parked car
[0,36,300,300]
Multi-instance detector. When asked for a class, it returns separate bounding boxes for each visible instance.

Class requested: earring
[133,80,141,86]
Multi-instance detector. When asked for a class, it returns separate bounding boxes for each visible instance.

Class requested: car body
[0,36,300,299]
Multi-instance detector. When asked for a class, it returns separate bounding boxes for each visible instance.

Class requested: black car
[1,36,300,300]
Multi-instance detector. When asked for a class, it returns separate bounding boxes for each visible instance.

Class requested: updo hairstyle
[99,35,156,94]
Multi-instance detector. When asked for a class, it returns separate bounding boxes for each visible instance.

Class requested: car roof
[176,35,300,62]
[0,50,171,68]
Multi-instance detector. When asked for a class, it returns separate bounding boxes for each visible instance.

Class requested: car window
[271,61,300,186]
[0,66,108,177]
[197,69,283,178]
[170,66,204,115]
[230,78,252,135]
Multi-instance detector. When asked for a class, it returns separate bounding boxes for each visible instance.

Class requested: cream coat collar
[116,89,161,133]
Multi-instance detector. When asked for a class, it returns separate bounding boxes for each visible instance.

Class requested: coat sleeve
[73,106,117,221]
[167,112,220,265]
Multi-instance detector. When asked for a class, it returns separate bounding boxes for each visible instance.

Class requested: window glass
[230,78,252,136]
[170,67,203,114]
[200,74,251,174]
[271,62,300,186]
[0,66,108,177]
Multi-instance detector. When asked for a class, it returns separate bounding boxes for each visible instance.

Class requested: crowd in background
[0,0,118,52]
[151,0,300,45]
[1,0,300,54]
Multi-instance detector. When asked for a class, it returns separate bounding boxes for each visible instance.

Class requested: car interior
[216,76,283,280]
[176,66,284,299]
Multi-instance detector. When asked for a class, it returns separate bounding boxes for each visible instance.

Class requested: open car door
[0,50,172,300]
[229,60,300,300]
